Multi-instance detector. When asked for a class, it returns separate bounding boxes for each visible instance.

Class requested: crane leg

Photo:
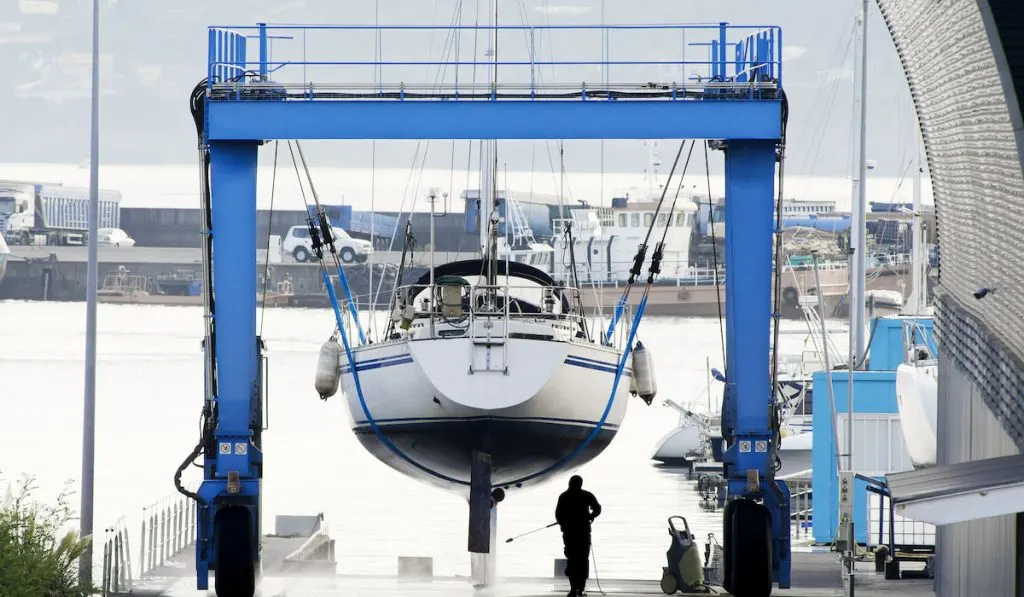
[716,139,791,596]
[193,141,264,597]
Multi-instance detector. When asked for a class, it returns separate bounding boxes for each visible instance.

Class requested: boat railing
[393,281,591,323]
[207,23,782,101]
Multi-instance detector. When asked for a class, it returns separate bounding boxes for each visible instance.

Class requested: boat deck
[109,548,934,597]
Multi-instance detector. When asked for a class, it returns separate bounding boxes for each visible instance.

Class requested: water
[0,300,831,579]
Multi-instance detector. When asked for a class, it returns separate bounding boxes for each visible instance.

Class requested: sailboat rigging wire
[258,140,279,337]
[704,142,726,366]
[288,140,366,344]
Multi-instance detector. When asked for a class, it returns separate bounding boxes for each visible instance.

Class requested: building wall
[874,0,1024,594]
[935,354,1020,596]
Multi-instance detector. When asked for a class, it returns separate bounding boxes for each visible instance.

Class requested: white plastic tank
[314,337,343,399]
[631,342,657,403]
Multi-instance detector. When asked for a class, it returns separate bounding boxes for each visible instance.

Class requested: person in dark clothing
[555,475,601,597]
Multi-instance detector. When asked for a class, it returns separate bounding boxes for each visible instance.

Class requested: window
[618,213,627,227]
[293,227,309,238]
[677,213,687,226]
[630,213,640,227]
[644,213,654,227]
[656,213,668,227]
[667,214,675,226]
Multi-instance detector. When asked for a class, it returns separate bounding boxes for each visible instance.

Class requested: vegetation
[0,475,97,597]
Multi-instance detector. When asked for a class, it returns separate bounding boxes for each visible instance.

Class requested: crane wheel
[725,499,773,597]
[722,499,735,594]
[214,506,256,597]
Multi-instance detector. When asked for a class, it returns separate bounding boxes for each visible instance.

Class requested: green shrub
[0,475,97,597]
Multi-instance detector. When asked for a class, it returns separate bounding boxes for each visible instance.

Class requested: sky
[1,0,926,188]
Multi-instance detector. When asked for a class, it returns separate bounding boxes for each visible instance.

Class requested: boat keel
[469,450,503,587]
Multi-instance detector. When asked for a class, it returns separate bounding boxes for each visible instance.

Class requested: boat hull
[339,335,630,495]
[895,363,938,468]
[651,422,703,467]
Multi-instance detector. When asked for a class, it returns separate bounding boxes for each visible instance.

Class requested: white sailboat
[894,141,938,468]
[311,4,653,579]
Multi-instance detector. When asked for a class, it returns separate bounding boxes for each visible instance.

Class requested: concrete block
[554,558,568,578]
[398,556,433,577]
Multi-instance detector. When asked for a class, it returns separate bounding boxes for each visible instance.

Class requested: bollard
[397,556,433,577]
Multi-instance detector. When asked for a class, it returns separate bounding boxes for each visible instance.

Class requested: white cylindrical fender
[631,342,657,402]
[314,337,343,399]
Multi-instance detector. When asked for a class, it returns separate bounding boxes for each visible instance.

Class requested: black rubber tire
[722,499,735,593]
[340,247,356,263]
[214,506,256,597]
[729,500,773,597]
[293,246,310,263]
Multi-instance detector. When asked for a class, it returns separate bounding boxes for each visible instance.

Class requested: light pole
[79,0,100,588]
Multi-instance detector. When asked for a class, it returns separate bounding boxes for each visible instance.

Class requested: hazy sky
[2,0,921,181]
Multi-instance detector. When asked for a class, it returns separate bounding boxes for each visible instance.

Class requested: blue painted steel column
[210,141,259,469]
[722,139,777,489]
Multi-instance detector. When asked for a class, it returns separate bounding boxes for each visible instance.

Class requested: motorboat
[895,319,938,468]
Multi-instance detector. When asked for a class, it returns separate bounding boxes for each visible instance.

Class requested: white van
[282,225,373,264]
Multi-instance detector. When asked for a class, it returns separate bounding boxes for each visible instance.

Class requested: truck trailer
[0,181,122,246]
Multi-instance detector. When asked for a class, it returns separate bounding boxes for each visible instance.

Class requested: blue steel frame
[196,21,790,591]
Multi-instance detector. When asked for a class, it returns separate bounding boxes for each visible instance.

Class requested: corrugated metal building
[875,0,1024,594]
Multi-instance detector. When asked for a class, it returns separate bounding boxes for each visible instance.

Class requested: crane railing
[207,23,782,101]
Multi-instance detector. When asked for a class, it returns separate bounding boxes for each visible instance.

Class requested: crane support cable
[604,139,695,344]
[290,140,367,345]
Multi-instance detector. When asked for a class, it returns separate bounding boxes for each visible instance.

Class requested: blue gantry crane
[178,20,791,597]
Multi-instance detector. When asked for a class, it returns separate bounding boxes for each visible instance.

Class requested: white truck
[282,224,373,264]
[0,181,122,246]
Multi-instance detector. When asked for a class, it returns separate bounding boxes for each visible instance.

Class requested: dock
[0,245,475,306]
[97,489,933,597]
[106,549,934,597]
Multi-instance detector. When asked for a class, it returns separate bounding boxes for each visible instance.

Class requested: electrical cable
[258,140,279,337]
[768,88,791,471]
[590,543,606,595]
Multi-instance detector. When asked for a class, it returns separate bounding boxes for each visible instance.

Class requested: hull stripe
[353,415,621,429]
[340,353,630,375]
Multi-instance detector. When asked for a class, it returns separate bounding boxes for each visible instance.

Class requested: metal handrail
[207,23,782,97]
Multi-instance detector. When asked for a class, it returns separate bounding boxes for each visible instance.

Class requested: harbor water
[0,300,840,579]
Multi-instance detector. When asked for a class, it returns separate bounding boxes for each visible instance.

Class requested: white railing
[284,515,333,563]
[101,518,133,596]
[138,486,197,578]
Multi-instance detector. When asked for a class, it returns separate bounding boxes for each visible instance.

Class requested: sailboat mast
[850,2,869,366]
[479,0,499,283]
[910,131,924,313]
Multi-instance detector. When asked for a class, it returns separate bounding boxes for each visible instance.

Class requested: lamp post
[79,0,100,588]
